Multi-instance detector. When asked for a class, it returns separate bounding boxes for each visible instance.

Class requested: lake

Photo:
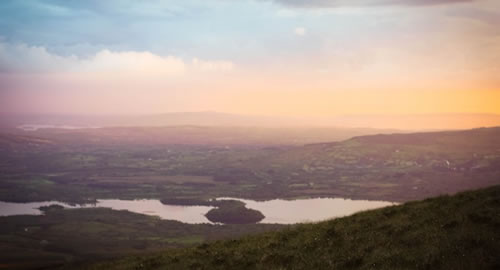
[17,124,100,131]
[219,197,395,224]
[0,197,395,224]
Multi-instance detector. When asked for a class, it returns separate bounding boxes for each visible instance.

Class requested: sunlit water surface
[17,124,100,131]
[220,197,395,224]
[0,198,395,224]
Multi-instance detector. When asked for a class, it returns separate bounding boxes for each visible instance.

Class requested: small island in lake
[39,204,65,213]
[205,200,265,224]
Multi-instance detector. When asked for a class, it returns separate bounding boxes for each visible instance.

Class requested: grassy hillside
[87,186,500,270]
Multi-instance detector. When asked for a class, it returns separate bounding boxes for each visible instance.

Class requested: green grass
[86,186,500,270]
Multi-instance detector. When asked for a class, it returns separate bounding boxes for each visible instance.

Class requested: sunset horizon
[1,0,499,125]
[1,1,500,268]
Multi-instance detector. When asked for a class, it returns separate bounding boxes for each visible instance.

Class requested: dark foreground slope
[87,186,500,270]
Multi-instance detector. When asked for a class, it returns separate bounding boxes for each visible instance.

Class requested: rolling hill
[10,125,402,146]
[235,127,500,201]
[1,127,499,203]
[86,185,500,270]
[3,112,500,130]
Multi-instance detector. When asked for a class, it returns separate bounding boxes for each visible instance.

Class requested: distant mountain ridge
[0,125,401,146]
[1,126,498,203]
[1,112,500,130]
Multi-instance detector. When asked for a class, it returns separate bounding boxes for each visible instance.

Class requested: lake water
[0,198,394,224]
[0,200,213,224]
[220,197,395,224]
[17,124,100,131]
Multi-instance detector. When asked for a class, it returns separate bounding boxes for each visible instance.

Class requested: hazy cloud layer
[294,27,307,36]
[1,0,499,116]
[270,0,476,8]
[0,42,233,76]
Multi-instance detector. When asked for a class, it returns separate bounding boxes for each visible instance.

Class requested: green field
[1,127,499,204]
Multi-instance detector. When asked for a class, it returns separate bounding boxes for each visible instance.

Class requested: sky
[0,0,499,117]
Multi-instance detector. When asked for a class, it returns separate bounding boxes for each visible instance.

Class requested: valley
[1,126,499,269]
[86,185,500,270]
[1,127,499,204]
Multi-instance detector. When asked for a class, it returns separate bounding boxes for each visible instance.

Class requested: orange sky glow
[0,0,499,125]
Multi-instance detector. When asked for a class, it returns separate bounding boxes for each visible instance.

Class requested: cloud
[294,27,307,36]
[448,7,500,27]
[192,58,234,72]
[0,42,233,76]
[269,0,476,8]
[0,42,186,76]
[79,50,186,75]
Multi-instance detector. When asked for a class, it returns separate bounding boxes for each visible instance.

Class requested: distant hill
[0,133,54,152]
[240,127,500,201]
[1,127,499,203]
[352,126,500,147]
[0,112,311,128]
[2,126,403,146]
[2,112,500,130]
[331,113,500,130]
[86,186,500,270]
